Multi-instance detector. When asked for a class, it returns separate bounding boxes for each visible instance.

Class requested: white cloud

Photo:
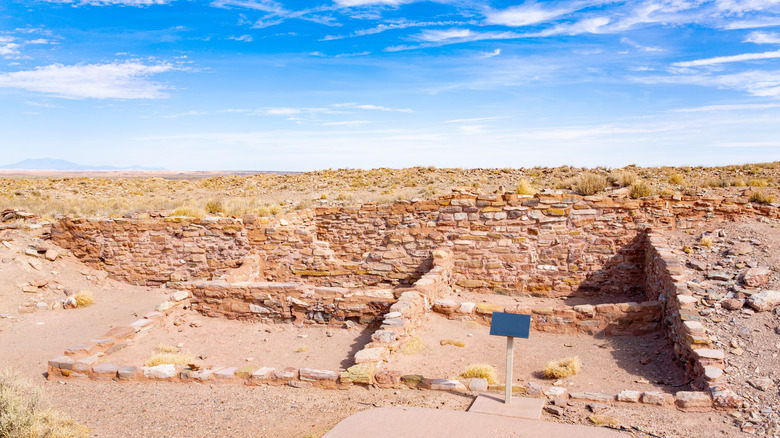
[485,3,577,27]
[717,0,780,14]
[745,31,780,44]
[0,42,21,57]
[674,103,780,112]
[0,62,176,99]
[444,116,506,123]
[724,18,780,29]
[335,0,411,6]
[481,48,501,58]
[211,0,285,12]
[321,120,373,126]
[332,102,413,112]
[228,34,254,42]
[414,28,473,42]
[321,20,468,41]
[387,29,519,51]
[673,49,780,67]
[639,69,780,97]
[620,37,663,52]
[42,0,174,5]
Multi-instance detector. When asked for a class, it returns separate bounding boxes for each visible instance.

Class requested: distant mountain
[1,158,164,171]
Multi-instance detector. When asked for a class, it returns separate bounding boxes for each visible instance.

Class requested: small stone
[688,260,707,271]
[617,390,641,403]
[746,290,780,312]
[44,249,58,261]
[143,364,177,379]
[748,377,774,391]
[675,391,712,410]
[707,271,732,281]
[721,299,744,310]
[640,391,667,405]
[468,378,488,392]
[544,406,564,416]
[728,243,752,256]
[544,386,567,397]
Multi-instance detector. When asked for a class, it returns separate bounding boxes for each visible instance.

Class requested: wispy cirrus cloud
[321,20,469,41]
[638,69,780,97]
[332,102,413,112]
[673,103,780,112]
[485,2,580,27]
[673,49,780,67]
[745,30,780,44]
[0,62,177,99]
[386,28,519,51]
[41,0,174,5]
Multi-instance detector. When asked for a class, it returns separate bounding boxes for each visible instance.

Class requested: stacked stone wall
[51,190,778,294]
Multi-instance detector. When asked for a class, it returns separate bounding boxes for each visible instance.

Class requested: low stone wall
[643,232,740,408]
[51,190,779,294]
[432,298,662,336]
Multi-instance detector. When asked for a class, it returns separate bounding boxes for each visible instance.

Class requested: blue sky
[1,0,780,170]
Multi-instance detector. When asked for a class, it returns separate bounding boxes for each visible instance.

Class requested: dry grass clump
[748,179,769,187]
[73,291,94,307]
[515,179,537,195]
[750,190,775,204]
[668,173,685,185]
[144,344,194,367]
[401,336,426,355]
[204,198,224,214]
[588,415,620,426]
[171,204,206,218]
[542,356,582,379]
[628,182,653,199]
[699,236,714,248]
[609,170,637,187]
[295,346,309,353]
[573,173,608,196]
[440,338,465,347]
[458,363,499,385]
[0,369,90,438]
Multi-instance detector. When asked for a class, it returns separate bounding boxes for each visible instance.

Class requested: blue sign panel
[489,312,531,339]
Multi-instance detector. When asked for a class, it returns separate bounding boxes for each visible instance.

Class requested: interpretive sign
[489,312,532,404]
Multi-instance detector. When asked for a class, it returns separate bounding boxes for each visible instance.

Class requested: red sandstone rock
[743,267,770,288]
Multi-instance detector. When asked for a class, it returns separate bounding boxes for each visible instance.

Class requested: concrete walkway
[324,405,630,438]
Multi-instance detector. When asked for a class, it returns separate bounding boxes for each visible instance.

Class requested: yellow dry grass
[0,369,90,438]
[401,336,426,355]
[73,291,94,307]
[699,236,714,248]
[542,356,582,379]
[457,363,499,385]
[144,344,194,367]
[295,346,309,353]
[439,338,465,347]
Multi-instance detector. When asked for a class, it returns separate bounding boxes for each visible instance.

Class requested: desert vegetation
[1,163,778,220]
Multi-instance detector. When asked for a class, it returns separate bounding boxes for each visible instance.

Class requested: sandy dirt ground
[386,314,689,396]
[106,315,372,371]
[0,223,751,437]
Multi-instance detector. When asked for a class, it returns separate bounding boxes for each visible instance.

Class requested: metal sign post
[489,312,531,405]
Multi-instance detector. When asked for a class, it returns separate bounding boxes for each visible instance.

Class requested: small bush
[628,182,652,199]
[0,369,90,438]
[171,205,206,218]
[145,345,194,367]
[515,179,537,195]
[748,179,768,187]
[750,190,775,205]
[205,199,224,214]
[699,236,713,248]
[609,170,637,187]
[458,363,499,385]
[155,343,178,354]
[668,173,685,185]
[73,291,94,307]
[401,336,425,355]
[542,356,582,379]
[574,173,608,196]
[440,338,465,347]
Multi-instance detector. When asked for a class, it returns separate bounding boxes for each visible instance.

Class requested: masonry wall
[51,190,778,293]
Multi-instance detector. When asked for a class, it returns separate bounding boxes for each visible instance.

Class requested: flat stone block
[143,364,177,379]
[118,366,137,380]
[215,367,238,380]
[300,368,339,382]
[617,390,641,403]
[49,356,75,371]
[430,379,466,391]
[250,367,275,382]
[675,391,712,411]
[569,392,614,403]
[355,347,387,364]
[640,391,667,406]
[468,394,545,420]
[92,363,120,377]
